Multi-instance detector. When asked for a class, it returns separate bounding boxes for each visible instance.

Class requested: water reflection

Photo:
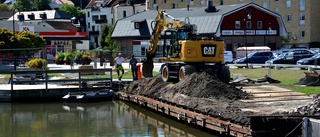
[0,101,218,137]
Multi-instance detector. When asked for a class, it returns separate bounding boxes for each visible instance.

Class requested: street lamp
[12,9,17,70]
[244,10,252,68]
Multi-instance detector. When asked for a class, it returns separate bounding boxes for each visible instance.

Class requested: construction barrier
[137,63,142,79]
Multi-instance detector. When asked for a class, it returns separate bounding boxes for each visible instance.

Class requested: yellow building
[147,0,320,48]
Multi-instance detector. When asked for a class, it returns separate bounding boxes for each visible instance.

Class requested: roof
[112,3,246,38]
[0,20,64,32]
[45,21,77,30]
[112,3,286,38]
[7,9,72,21]
[0,11,13,19]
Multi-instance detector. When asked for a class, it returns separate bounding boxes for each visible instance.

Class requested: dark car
[265,49,316,64]
[296,53,320,65]
[234,51,274,64]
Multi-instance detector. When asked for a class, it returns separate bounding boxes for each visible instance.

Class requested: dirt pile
[125,72,250,100]
[123,72,254,125]
[121,72,317,126]
[291,94,320,115]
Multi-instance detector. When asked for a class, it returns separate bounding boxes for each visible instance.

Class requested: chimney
[205,0,217,12]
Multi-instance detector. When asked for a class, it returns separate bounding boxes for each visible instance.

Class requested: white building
[85,0,146,49]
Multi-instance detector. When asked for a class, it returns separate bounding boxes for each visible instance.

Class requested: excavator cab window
[177,31,189,40]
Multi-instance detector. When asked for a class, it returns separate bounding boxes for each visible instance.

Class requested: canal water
[0,101,219,137]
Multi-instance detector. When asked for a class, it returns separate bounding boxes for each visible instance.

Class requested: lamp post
[244,10,252,68]
[12,9,16,70]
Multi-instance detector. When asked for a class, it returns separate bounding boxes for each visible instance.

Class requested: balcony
[95,19,107,24]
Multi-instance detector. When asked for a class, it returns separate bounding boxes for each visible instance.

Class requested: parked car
[296,53,320,65]
[234,51,274,64]
[265,49,316,64]
[224,51,233,64]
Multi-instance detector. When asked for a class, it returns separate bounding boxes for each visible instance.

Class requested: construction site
[116,69,320,137]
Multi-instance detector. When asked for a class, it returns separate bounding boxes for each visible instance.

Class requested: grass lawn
[1,67,319,95]
[230,68,320,95]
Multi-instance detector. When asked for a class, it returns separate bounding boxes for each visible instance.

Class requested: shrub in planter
[64,51,73,65]
[55,52,65,65]
[80,54,92,65]
[26,58,48,70]
[74,50,83,64]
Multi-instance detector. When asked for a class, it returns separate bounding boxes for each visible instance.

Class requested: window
[99,15,105,21]
[172,3,175,9]
[300,31,305,38]
[286,0,291,8]
[238,0,244,1]
[235,21,240,29]
[220,0,223,5]
[92,15,98,21]
[286,14,291,22]
[153,0,156,4]
[180,0,184,2]
[123,11,126,18]
[274,8,279,14]
[201,0,205,5]
[300,13,305,25]
[299,0,305,11]
[246,21,252,29]
[92,26,95,31]
[162,0,166,4]
[88,22,90,28]
[257,21,263,29]
[87,12,90,17]
[262,2,269,9]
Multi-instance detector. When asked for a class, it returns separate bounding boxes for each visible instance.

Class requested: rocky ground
[121,72,320,126]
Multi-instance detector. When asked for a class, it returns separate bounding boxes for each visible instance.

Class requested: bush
[55,51,65,64]
[74,50,83,64]
[64,51,73,65]
[26,58,48,70]
[80,54,92,65]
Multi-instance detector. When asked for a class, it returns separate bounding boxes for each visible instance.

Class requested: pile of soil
[123,72,255,125]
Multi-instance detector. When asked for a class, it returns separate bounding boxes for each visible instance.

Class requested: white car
[224,51,233,64]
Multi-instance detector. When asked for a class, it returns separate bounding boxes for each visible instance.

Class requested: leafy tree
[104,24,120,56]
[96,24,120,65]
[281,32,291,44]
[0,28,46,55]
[0,4,10,11]
[59,4,84,17]
[14,0,34,11]
[34,0,51,10]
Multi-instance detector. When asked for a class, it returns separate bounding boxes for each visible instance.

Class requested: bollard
[248,64,254,69]
[137,63,142,79]
[308,66,313,71]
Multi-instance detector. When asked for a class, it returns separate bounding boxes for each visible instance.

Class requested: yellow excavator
[142,10,230,83]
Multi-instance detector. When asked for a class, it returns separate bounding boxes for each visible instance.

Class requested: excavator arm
[143,11,186,77]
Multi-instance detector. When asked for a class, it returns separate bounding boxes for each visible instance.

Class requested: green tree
[281,32,291,44]
[104,25,120,57]
[14,0,34,11]
[59,4,84,17]
[0,28,46,55]
[0,4,10,11]
[34,0,51,10]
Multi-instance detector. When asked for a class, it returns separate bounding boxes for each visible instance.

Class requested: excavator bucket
[295,71,319,86]
[142,62,154,78]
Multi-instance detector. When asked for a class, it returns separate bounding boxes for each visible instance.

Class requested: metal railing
[10,68,113,92]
